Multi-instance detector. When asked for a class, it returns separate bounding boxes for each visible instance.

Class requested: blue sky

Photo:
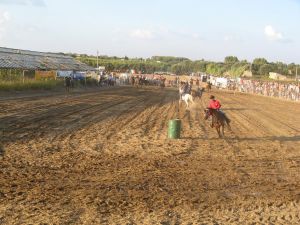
[0,0,299,63]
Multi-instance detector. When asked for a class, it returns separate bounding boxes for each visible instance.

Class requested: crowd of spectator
[234,79,300,101]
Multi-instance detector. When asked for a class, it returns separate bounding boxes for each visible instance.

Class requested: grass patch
[0,80,64,91]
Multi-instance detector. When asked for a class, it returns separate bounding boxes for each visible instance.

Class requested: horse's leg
[227,121,232,131]
[185,99,189,109]
[221,124,225,137]
[179,100,181,107]
[191,96,195,105]
[216,126,221,137]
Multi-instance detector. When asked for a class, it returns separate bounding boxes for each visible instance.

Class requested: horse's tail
[219,112,231,130]
[225,118,231,130]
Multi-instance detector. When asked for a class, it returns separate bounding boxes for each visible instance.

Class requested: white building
[269,72,287,81]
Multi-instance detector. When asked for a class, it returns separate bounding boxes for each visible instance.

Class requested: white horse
[179,85,194,109]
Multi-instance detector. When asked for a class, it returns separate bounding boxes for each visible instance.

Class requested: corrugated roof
[0,47,95,71]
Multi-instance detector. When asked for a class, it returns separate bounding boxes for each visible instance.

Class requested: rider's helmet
[210,95,215,99]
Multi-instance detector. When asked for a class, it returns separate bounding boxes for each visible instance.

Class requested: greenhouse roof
[0,47,95,71]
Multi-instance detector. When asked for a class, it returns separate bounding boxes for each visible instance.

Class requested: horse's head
[204,108,210,120]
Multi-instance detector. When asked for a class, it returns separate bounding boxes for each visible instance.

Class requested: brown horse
[206,83,212,92]
[191,87,204,100]
[134,76,141,88]
[130,76,135,86]
[160,78,166,89]
[204,108,231,138]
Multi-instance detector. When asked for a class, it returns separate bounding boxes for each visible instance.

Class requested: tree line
[70,54,299,78]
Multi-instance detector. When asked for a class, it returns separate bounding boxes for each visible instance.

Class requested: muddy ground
[0,86,300,224]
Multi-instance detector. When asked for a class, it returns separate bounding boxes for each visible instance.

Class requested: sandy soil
[0,86,300,224]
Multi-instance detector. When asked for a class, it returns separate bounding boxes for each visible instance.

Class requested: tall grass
[0,80,64,91]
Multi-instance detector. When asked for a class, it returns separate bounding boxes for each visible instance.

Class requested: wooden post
[297,67,299,93]
[22,70,25,83]
[177,96,180,119]
[97,50,99,69]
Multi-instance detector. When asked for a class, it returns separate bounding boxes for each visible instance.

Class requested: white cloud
[130,29,155,39]
[264,25,283,41]
[192,33,201,39]
[0,11,10,24]
[224,35,242,42]
[0,11,11,41]
[224,36,231,41]
[0,0,46,7]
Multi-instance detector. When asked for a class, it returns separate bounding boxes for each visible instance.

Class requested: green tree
[224,56,239,64]
[259,64,273,76]
[253,58,268,65]
[227,62,248,77]
[194,61,207,72]
[206,63,225,76]
[171,64,183,75]
[288,63,296,75]
[252,58,268,75]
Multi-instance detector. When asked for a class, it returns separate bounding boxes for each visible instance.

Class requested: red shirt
[208,99,221,109]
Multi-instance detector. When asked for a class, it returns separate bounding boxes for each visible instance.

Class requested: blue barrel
[168,119,181,139]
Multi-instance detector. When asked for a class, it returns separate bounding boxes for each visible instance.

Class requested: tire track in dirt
[222,93,299,155]
[155,102,176,140]
[215,93,300,199]
[222,109,267,154]
[132,91,167,137]
[129,90,177,141]
[2,97,113,129]
[1,89,132,118]
[202,93,281,187]
[207,94,261,136]
[1,87,300,225]
[254,109,300,133]
[0,87,135,124]
[64,89,172,154]
[3,89,155,142]
[127,90,176,143]
[223,93,300,134]
[49,93,154,141]
[2,98,132,143]
[169,103,199,157]
[173,98,213,158]
[0,92,102,116]
[93,90,178,155]
[0,86,128,102]
[142,105,167,137]
[104,92,166,140]
[194,100,210,140]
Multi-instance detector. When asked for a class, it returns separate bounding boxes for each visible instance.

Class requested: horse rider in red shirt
[207,95,230,125]
[208,95,221,109]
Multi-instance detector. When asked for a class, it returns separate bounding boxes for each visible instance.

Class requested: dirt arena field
[0,86,300,224]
